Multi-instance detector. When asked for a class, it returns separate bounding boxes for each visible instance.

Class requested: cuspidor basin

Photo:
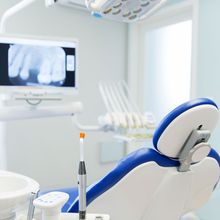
[0,171,39,220]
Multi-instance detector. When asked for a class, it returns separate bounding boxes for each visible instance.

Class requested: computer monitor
[0,35,78,97]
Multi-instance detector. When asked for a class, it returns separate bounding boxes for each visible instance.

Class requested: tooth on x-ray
[38,60,52,84]
[8,45,66,86]
[51,58,65,82]
[20,54,32,80]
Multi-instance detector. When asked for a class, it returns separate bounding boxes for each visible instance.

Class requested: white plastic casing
[190,143,211,163]
[86,0,166,22]
[45,0,56,7]
[87,158,220,220]
[157,105,219,158]
[33,192,69,220]
[0,171,39,220]
[88,0,109,10]
[59,213,110,220]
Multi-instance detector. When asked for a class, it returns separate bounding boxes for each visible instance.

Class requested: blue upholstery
[68,147,180,212]
[153,98,218,153]
[41,98,220,214]
[58,148,220,213]
[208,148,220,166]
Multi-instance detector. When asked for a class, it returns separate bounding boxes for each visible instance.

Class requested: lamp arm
[0,0,37,33]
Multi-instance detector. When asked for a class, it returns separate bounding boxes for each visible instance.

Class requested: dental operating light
[0,0,167,32]
[86,0,167,22]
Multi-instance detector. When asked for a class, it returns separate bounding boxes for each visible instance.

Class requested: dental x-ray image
[0,38,76,88]
[9,45,66,86]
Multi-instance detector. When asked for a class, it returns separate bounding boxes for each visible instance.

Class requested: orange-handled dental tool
[79,132,86,220]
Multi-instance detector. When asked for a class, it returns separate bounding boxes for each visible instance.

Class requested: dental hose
[78,132,87,220]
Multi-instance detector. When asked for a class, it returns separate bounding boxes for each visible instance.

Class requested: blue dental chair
[45,98,220,220]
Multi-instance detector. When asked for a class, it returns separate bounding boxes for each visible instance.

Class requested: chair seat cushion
[40,147,220,213]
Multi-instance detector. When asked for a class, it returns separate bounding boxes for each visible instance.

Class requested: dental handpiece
[79,133,87,220]
[27,190,39,220]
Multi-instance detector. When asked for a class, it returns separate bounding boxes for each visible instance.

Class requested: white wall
[143,20,192,121]
[196,0,220,150]
[0,0,127,190]
[194,0,220,219]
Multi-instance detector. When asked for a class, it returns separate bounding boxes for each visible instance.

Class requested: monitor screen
[0,36,78,95]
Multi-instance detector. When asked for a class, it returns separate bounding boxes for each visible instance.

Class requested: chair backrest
[68,98,220,220]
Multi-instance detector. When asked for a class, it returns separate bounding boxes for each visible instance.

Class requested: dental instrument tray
[98,80,156,142]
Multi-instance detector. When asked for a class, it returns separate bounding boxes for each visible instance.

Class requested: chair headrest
[153,98,219,158]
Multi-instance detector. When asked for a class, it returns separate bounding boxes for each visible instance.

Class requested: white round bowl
[0,171,39,220]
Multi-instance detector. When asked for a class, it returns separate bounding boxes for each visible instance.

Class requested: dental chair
[45,98,220,220]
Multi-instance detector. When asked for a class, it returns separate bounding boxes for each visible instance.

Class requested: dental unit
[0,1,219,220]
[0,97,218,220]
[45,98,220,220]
